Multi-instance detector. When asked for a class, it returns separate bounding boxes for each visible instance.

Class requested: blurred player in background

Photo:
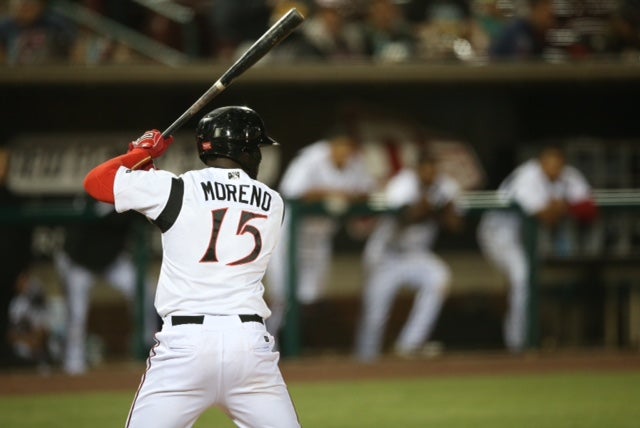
[266,130,376,342]
[54,201,156,375]
[84,106,300,427]
[355,150,463,362]
[477,145,597,353]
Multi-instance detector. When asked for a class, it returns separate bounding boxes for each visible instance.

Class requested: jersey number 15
[200,208,266,266]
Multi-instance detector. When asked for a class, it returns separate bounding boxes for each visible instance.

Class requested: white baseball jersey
[114,166,284,319]
[364,169,462,266]
[279,140,375,198]
[278,138,376,251]
[480,159,592,234]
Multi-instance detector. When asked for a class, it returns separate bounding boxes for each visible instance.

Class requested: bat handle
[162,80,227,137]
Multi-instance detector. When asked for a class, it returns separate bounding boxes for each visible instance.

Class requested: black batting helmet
[196,106,277,179]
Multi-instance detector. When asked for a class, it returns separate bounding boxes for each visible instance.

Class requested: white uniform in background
[477,159,593,352]
[355,169,461,362]
[116,166,299,427]
[266,140,376,336]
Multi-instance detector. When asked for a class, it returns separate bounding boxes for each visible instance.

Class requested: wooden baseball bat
[162,8,305,137]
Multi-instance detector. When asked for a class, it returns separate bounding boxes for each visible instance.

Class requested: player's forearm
[536,200,568,226]
[402,198,435,224]
[84,149,153,204]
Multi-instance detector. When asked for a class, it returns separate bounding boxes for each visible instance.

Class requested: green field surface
[1,371,638,427]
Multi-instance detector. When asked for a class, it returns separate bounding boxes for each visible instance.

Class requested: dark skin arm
[400,198,463,233]
[535,198,568,227]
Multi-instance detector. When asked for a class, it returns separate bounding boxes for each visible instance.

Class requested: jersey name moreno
[200,180,272,211]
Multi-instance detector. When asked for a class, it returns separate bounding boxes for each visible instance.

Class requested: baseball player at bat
[477,145,597,353]
[84,106,300,427]
[355,150,464,362]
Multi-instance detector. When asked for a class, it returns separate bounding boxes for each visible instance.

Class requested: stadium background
[1,1,640,426]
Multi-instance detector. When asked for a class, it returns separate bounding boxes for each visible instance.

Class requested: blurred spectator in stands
[362,0,416,63]
[265,128,376,346]
[69,0,135,65]
[285,0,366,61]
[355,150,463,362]
[143,11,183,51]
[416,0,474,61]
[0,0,76,65]
[477,146,598,353]
[208,0,273,60]
[467,0,511,60]
[605,0,640,60]
[54,201,157,375]
[0,147,35,367]
[545,0,619,61]
[488,0,555,60]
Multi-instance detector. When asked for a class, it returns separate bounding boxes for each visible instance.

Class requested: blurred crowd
[1,0,639,66]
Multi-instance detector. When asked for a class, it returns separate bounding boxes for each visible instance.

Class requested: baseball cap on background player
[196,106,278,179]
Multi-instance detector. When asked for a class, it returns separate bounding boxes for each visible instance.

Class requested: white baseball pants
[477,216,529,352]
[126,315,300,428]
[355,252,450,362]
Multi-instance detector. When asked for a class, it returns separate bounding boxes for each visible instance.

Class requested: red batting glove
[128,129,175,159]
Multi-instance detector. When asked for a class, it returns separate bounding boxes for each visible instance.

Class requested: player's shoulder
[562,164,586,179]
[510,159,544,183]
[385,168,419,194]
[295,140,330,162]
[436,173,461,193]
[560,164,590,185]
[388,168,418,185]
[120,167,178,181]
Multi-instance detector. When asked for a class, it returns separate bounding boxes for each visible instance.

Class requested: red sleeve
[569,199,598,224]
[83,149,152,204]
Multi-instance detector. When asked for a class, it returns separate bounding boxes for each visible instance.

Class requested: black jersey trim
[152,177,184,232]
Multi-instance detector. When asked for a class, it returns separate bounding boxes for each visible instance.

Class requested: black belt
[171,314,263,326]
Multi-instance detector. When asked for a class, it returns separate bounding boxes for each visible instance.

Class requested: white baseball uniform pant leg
[394,253,450,354]
[55,252,94,375]
[265,219,333,336]
[265,231,287,337]
[355,253,449,362]
[477,221,529,352]
[295,219,334,305]
[126,315,300,428]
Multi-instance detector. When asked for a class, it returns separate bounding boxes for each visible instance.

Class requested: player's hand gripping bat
[161,8,305,138]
